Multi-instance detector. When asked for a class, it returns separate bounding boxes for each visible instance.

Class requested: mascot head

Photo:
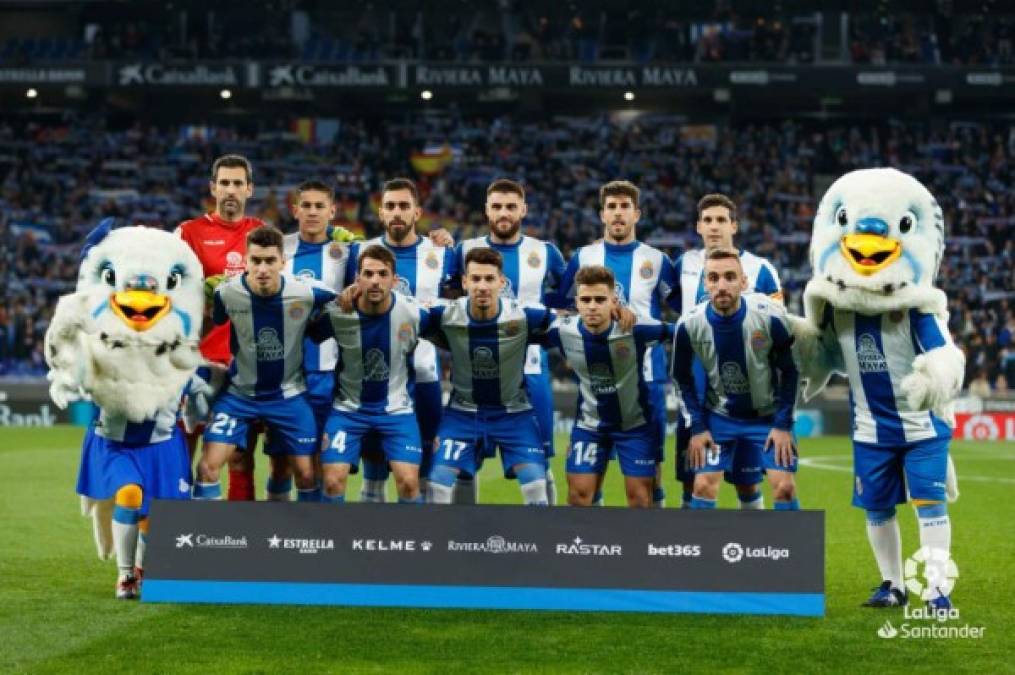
[806,168,946,315]
[48,222,205,422]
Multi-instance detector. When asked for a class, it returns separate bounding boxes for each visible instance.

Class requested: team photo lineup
[48,148,963,616]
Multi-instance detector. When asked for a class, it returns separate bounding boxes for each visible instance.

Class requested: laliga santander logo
[904,547,959,601]
[962,414,999,440]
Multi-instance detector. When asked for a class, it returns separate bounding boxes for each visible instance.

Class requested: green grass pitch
[1,426,1012,673]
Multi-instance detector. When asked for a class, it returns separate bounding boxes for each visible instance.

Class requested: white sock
[361,479,387,503]
[520,479,549,505]
[739,491,764,510]
[427,481,453,504]
[592,493,605,507]
[866,513,903,589]
[134,530,147,572]
[453,477,477,504]
[917,508,952,599]
[545,468,557,506]
[113,520,138,576]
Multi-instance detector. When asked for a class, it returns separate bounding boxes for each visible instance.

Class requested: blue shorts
[76,425,192,516]
[524,349,555,459]
[265,370,333,455]
[203,391,318,456]
[433,408,545,479]
[646,381,667,463]
[852,436,949,510]
[568,426,657,478]
[321,409,422,466]
[694,414,798,477]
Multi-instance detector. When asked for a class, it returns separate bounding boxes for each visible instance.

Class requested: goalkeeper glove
[330,225,363,243]
[203,274,227,304]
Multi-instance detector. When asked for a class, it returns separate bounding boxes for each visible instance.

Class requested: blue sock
[321,493,345,504]
[652,487,666,503]
[774,497,800,511]
[516,463,549,506]
[398,495,425,504]
[681,489,693,509]
[297,487,321,502]
[690,496,717,509]
[592,490,604,506]
[112,504,141,525]
[193,481,222,500]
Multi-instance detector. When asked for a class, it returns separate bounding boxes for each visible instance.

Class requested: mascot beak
[840,233,902,275]
[110,274,172,331]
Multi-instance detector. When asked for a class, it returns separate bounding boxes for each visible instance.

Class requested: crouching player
[194,226,336,502]
[671,248,800,510]
[76,397,192,599]
[309,245,426,503]
[543,265,673,507]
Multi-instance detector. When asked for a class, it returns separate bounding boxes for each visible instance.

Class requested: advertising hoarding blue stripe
[143,580,824,616]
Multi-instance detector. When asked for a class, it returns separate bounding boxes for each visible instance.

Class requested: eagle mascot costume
[45,220,207,599]
[795,168,963,610]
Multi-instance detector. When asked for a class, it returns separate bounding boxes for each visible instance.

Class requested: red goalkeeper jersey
[176,213,265,365]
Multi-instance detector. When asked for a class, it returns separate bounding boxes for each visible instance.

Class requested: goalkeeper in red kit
[175,154,265,501]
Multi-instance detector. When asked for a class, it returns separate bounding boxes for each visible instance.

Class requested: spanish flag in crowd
[410,143,454,176]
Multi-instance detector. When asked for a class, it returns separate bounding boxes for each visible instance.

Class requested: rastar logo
[555,536,622,557]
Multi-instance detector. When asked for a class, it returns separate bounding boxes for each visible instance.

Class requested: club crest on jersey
[527,251,542,268]
[296,269,316,281]
[256,327,284,361]
[720,362,750,395]
[856,334,889,373]
[614,342,631,361]
[362,348,390,381]
[639,260,654,279]
[425,251,440,270]
[589,362,617,395]
[471,347,499,379]
[394,275,412,295]
[288,305,305,321]
[503,320,522,337]
[750,329,768,352]
[328,243,344,259]
[397,322,413,342]
[226,251,243,267]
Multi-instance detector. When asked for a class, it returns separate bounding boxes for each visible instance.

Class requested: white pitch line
[798,457,1015,484]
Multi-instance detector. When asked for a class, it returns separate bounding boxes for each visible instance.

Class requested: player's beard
[607,219,632,243]
[218,197,243,220]
[385,217,415,244]
[490,216,521,241]
[712,291,735,313]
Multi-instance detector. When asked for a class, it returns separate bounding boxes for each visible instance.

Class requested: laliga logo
[904,547,959,601]
[722,542,743,563]
[962,415,999,441]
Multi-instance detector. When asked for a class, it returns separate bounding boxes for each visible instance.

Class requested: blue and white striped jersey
[95,401,180,445]
[425,297,555,413]
[543,316,672,432]
[310,294,430,415]
[346,235,454,384]
[821,306,954,444]
[213,275,336,400]
[283,233,348,372]
[672,294,798,433]
[457,235,567,375]
[560,240,679,381]
[673,248,782,315]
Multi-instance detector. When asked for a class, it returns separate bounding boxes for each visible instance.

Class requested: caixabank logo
[174,532,248,550]
[266,534,335,555]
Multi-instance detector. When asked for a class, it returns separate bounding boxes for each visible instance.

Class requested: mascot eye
[836,207,848,227]
[899,213,915,234]
[167,271,183,290]
[101,267,116,287]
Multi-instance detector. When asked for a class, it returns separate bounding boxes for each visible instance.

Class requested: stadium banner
[0,380,67,426]
[261,63,399,88]
[143,501,824,616]
[0,63,104,85]
[113,62,250,87]
[953,412,1015,441]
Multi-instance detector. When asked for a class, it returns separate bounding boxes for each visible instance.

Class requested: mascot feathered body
[45,222,205,599]
[795,168,962,609]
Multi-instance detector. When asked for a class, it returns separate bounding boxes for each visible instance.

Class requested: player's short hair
[575,265,616,289]
[211,154,253,183]
[705,247,743,268]
[697,193,737,221]
[381,177,419,205]
[246,225,284,254]
[464,247,503,272]
[297,179,334,202]
[358,244,396,273]
[599,180,640,208]
[486,178,525,200]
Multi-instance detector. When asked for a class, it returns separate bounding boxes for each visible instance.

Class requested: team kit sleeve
[671,321,706,434]
[342,242,360,287]
[211,288,228,326]
[306,311,335,344]
[541,243,569,309]
[769,311,799,431]
[524,306,557,341]
[632,319,674,348]
[755,258,783,301]
[658,255,682,313]
[554,253,581,310]
[670,254,685,315]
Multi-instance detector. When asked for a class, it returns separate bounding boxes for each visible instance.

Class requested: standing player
[272,179,349,501]
[671,249,800,511]
[424,248,554,505]
[455,178,567,504]
[672,193,784,509]
[343,178,455,502]
[542,266,672,507]
[311,245,427,503]
[559,180,679,507]
[176,154,264,501]
[194,226,336,502]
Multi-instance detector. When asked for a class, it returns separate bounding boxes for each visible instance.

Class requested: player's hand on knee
[689,431,713,470]
[765,428,794,467]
